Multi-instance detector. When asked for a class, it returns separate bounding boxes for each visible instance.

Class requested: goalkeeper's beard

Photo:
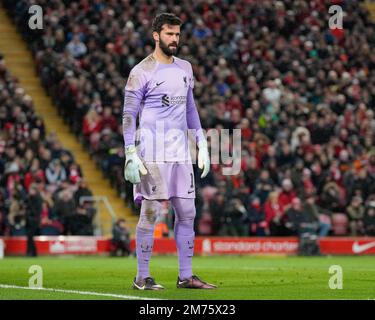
[159,39,178,57]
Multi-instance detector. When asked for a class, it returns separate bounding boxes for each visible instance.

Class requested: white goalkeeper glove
[197,140,210,178]
[124,145,148,184]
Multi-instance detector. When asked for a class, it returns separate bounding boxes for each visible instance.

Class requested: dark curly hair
[152,13,182,33]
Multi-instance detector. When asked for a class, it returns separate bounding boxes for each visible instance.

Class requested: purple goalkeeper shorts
[133,162,195,204]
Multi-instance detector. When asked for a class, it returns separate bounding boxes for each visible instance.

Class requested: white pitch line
[0,284,163,300]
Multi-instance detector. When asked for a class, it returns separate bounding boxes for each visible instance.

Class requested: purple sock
[135,200,161,281]
[175,226,195,280]
[171,198,196,280]
[136,227,154,280]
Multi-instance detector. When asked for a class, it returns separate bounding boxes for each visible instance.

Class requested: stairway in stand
[0,6,138,236]
[364,1,375,21]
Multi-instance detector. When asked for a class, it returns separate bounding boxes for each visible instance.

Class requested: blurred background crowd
[1,0,375,238]
[0,51,96,241]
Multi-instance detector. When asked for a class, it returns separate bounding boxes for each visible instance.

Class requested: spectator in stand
[74,178,93,207]
[264,191,288,236]
[285,197,319,237]
[300,168,316,199]
[221,198,248,236]
[290,159,305,191]
[9,209,27,236]
[24,166,45,192]
[303,194,332,237]
[111,218,131,256]
[82,109,102,150]
[209,192,226,236]
[277,142,295,169]
[40,199,63,235]
[45,159,67,187]
[347,196,365,236]
[0,211,6,236]
[69,204,93,236]
[197,210,214,236]
[95,128,115,160]
[25,184,42,256]
[4,162,22,199]
[350,168,373,200]
[244,157,259,192]
[54,189,76,235]
[66,162,82,184]
[247,197,267,236]
[320,178,345,212]
[100,107,118,133]
[0,189,7,235]
[364,199,375,236]
[263,80,281,107]
[278,179,297,213]
[66,35,87,59]
[253,169,274,204]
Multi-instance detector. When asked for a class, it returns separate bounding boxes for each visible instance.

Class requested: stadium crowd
[0,52,96,244]
[2,0,375,238]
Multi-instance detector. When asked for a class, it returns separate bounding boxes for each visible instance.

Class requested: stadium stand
[1,0,375,237]
[0,50,98,236]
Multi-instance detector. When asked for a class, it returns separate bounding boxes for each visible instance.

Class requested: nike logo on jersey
[188,190,195,194]
[156,81,165,86]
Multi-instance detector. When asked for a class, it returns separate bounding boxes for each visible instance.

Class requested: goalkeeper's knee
[137,199,162,231]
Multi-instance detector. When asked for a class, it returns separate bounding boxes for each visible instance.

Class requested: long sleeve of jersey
[122,68,146,147]
[186,83,205,144]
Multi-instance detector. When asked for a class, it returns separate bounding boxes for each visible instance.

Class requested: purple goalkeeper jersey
[122,54,204,162]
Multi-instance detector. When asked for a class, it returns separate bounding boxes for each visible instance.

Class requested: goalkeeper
[122,13,216,290]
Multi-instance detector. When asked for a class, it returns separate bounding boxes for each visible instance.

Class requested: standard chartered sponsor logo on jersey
[161,94,186,107]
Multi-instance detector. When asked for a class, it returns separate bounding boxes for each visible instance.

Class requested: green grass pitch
[0,255,374,300]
